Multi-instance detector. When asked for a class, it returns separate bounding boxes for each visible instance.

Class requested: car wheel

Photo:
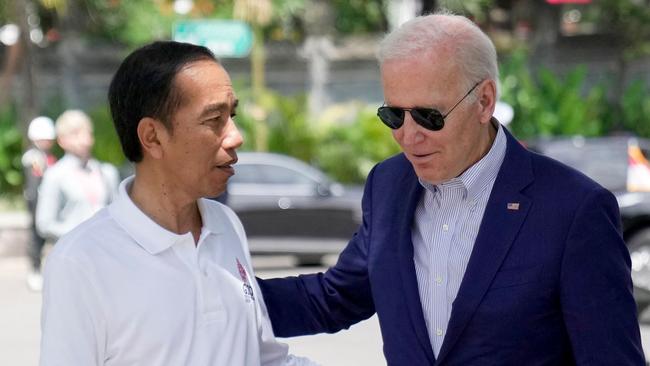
[628,227,650,318]
[296,254,324,267]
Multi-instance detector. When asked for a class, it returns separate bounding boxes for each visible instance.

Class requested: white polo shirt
[41,176,316,366]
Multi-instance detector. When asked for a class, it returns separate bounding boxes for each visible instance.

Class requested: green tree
[331,0,387,34]
[592,0,650,130]
[0,105,24,196]
[500,49,610,139]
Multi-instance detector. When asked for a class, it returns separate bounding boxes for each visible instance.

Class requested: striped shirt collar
[419,121,507,201]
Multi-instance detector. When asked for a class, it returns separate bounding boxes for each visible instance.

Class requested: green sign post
[173,20,253,58]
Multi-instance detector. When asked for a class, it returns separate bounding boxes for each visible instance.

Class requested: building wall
[7,35,650,117]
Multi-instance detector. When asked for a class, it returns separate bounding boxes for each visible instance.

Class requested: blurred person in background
[35,110,119,245]
[258,12,645,365]
[21,116,57,291]
[40,41,317,366]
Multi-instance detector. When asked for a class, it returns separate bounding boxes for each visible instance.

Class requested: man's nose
[223,118,244,149]
[398,112,424,146]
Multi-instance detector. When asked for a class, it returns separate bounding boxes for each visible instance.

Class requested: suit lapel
[395,161,436,364]
[436,131,534,364]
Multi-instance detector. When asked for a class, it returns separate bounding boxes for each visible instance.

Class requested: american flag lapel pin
[507,202,520,210]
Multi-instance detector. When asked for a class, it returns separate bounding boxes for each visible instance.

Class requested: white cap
[27,116,56,141]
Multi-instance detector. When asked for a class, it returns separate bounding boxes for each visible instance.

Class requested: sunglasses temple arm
[442,82,480,118]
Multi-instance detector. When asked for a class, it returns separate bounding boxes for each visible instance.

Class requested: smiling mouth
[218,157,238,168]
[216,160,236,174]
[411,152,435,159]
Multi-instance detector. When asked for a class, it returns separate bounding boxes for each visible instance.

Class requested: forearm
[35,178,64,239]
[36,210,67,239]
[259,274,343,337]
[259,253,376,336]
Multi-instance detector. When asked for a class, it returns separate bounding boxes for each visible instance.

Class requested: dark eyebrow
[199,99,238,119]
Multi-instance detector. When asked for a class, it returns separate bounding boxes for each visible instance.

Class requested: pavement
[0,211,30,258]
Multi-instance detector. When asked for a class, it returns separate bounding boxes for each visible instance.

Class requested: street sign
[173,20,253,58]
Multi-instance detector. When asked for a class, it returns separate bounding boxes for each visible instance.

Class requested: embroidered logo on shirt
[236,258,255,303]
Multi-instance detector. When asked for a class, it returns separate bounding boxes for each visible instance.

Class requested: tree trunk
[611,55,627,132]
[57,0,86,108]
[0,40,21,108]
[529,1,560,71]
[303,0,335,122]
[14,0,39,137]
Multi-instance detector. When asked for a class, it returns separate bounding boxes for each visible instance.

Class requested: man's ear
[56,136,67,151]
[137,117,169,160]
[477,79,497,125]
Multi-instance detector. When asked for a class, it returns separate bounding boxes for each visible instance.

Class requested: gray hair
[55,110,93,137]
[377,11,499,96]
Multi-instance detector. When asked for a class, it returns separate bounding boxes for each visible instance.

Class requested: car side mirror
[316,183,332,197]
[316,182,344,197]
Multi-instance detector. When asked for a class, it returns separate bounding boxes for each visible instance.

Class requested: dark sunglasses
[377,82,481,131]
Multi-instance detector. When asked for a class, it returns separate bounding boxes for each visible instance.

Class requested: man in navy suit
[258,12,645,365]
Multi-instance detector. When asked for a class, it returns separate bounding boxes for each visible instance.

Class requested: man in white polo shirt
[40,41,318,366]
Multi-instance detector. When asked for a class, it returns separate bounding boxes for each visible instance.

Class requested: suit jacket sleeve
[258,167,378,337]
[560,187,645,365]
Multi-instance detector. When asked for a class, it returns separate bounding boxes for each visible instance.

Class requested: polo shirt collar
[108,176,224,255]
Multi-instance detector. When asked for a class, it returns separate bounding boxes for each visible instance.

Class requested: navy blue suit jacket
[259,128,645,365]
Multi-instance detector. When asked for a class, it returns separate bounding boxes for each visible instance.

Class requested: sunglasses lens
[412,109,445,131]
[377,107,405,129]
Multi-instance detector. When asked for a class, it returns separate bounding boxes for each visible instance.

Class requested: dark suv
[527,136,650,312]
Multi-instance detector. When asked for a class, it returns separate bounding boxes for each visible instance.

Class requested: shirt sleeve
[40,253,106,366]
[100,163,120,203]
[35,171,67,240]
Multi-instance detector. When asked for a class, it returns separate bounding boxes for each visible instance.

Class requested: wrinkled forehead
[175,60,236,105]
[180,59,231,84]
[381,53,463,96]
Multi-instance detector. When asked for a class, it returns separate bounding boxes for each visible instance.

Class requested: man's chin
[204,185,227,200]
[413,168,447,186]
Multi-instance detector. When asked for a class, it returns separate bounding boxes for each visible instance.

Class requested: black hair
[108,41,218,162]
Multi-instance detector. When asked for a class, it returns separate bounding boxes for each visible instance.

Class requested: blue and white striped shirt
[413,124,507,356]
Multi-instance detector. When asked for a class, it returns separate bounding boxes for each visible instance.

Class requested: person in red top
[21,116,57,291]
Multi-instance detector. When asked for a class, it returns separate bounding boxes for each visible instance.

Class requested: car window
[231,164,315,185]
[539,143,627,191]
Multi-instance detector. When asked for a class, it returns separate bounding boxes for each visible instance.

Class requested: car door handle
[278,197,292,209]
